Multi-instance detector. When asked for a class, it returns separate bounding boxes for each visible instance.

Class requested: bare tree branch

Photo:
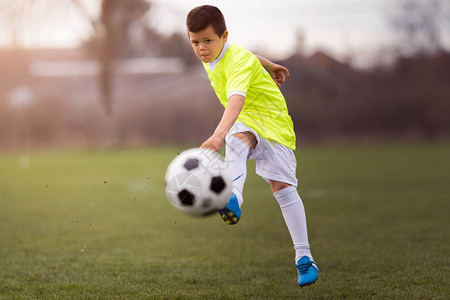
[389,0,450,54]
[69,0,102,36]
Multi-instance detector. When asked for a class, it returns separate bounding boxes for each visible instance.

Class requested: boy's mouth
[200,54,211,61]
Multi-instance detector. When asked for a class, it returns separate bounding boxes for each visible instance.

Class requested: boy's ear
[222,30,229,43]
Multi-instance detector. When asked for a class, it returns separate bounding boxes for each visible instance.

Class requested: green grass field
[0,144,448,299]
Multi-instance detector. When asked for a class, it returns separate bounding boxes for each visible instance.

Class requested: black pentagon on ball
[210,176,226,194]
[183,158,199,171]
[178,189,195,206]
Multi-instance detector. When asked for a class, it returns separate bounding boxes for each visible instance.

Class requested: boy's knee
[269,180,292,193]
[231,131,257,150]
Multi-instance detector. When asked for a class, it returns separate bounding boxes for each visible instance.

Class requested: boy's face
[188,25,228,63]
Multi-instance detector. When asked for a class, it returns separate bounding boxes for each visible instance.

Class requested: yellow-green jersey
[202,42,296,150]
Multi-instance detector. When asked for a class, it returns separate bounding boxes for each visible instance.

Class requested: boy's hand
[268,63,290,88]
[200,135,224,152]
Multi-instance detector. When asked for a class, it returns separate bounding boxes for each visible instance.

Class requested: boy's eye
[205,39,212,44]
[192,41,199,46]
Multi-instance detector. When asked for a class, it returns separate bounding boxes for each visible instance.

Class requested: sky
[0,0,394,64]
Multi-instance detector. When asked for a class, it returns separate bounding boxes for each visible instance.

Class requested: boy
[186,5,320,287]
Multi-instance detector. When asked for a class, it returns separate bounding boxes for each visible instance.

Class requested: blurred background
[0,0,449,150]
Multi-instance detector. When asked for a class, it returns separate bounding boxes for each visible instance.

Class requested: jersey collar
[209,42,229,72]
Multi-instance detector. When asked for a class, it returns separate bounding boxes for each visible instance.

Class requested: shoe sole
[299,280,316,288]
[218,209,239,225]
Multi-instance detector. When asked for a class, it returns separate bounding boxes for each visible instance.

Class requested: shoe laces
[296,261,320,274]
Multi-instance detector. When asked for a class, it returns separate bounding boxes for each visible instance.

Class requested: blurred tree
[72,0,152,116]
[389,0,450,54]
[1,0,193,116]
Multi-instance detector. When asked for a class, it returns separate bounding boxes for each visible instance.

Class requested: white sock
[225,136,249,207]
[273,185,313,263]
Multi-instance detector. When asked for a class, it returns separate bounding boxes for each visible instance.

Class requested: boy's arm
[200,94,245,152]
[256,55,290,87]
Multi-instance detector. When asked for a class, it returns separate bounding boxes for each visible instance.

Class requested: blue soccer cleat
[296,256,320,287]
[218,193,241,225]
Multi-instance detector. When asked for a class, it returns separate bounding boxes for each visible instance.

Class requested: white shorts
[226,122,298,187]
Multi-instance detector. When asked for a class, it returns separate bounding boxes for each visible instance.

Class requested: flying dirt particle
[104,180,107,184]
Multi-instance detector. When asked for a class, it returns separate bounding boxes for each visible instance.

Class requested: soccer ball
[165,148,232,217]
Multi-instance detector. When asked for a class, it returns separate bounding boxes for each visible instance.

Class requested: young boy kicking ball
[186,5,320,287]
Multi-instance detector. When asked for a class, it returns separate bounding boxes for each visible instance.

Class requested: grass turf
[0,144,448,299]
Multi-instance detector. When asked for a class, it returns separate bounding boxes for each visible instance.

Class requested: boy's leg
[269,180,312,262]
[219,131,256,224]
[270,180,319,287]
[227,132,256,206]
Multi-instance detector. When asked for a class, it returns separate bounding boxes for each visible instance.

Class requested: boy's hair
[186,5,227,37]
